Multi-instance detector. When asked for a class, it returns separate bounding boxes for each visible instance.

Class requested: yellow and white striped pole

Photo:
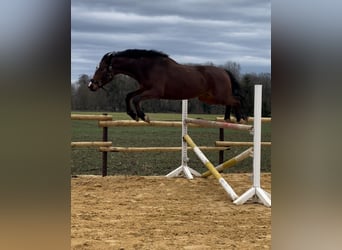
[183,134,238,201]
[201,147,253,177]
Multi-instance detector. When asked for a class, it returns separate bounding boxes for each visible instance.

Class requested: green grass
[71,112,271,175]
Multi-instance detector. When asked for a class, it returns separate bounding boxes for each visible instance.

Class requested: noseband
[89,79,110,95]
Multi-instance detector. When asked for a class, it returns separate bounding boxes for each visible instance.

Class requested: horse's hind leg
[224,105,231,122]
[233,102,248,123]
[235,106,242,123]
[233,96,248,123]
[224,96,243,123]
[225,104,243,123]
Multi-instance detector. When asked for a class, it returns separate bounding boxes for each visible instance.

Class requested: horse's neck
[114,58,155,82]
[114,60,141,80]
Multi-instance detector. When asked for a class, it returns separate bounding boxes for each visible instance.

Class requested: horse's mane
[113,49,169,59]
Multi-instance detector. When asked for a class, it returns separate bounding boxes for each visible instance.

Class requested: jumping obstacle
[183,134,238,200]
[165,84,271,207]
[176,101,250,200]
[162,98,249,180]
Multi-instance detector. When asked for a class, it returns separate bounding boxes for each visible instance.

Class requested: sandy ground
[71,173,271,249]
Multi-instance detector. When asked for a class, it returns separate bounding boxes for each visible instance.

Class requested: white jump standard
[166,100,201,179]
[233,85,271,207]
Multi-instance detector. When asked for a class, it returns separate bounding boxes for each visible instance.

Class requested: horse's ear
[105,52,114,65]
[105,52,114,60]
[108,51,116,56]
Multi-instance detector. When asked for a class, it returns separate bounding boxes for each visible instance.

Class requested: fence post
[102,113,108,176]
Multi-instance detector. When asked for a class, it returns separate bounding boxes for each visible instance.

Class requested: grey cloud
[72,0,270,82]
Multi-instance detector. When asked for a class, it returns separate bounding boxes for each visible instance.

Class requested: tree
[71,74,107,110]
[241,73,271,117]
[221,61,241,80]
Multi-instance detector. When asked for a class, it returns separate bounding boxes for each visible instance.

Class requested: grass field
[71,112,271,176]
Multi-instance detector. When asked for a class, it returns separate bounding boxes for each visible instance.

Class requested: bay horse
[88,49,247,122]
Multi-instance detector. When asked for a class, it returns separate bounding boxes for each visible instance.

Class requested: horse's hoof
[128,112,139,121]
[225,119,231,123]
[144,115,150,123]
[239,119,247,124]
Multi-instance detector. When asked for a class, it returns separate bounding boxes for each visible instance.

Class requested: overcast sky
[71,0,270,83]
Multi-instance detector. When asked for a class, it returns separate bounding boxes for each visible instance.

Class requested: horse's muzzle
[88,80,98,91]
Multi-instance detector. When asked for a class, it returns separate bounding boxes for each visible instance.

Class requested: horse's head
[88,52,114,91]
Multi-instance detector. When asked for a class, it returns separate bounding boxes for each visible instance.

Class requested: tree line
[71,62,271,117]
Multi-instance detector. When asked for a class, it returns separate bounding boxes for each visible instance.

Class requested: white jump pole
[233,85,271,207]
[166,100,201,179]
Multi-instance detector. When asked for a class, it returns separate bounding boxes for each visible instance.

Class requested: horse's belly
[162,85,205,100]
[162,77,207,99]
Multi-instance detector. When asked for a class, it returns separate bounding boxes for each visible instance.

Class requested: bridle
[88,52,115,96]
[89,63,114,95]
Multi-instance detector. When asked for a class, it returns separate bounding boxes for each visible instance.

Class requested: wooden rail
[216,117,272,123]
[215,141,272,147]
[185,118,253,131]
[98,120,200,128]
[71,114,112,121]
[71,141,113,148]
[99,146,230,152]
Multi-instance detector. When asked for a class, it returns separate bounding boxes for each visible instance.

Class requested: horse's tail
[224,70,247,122]
[224,70,241,96]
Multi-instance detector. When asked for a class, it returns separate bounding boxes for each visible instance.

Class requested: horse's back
[195,65,240,105]
[153,59,208,99]
[196,65,233,91]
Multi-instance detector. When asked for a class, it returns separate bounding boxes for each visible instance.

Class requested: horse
[88,49,247,123]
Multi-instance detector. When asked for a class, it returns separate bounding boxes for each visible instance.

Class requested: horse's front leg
[125,89,145,121]
[132,89,158,122]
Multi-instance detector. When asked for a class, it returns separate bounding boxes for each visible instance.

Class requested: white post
[253,84,262,188]
[166,100,201,179]
[233,85,271,207]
